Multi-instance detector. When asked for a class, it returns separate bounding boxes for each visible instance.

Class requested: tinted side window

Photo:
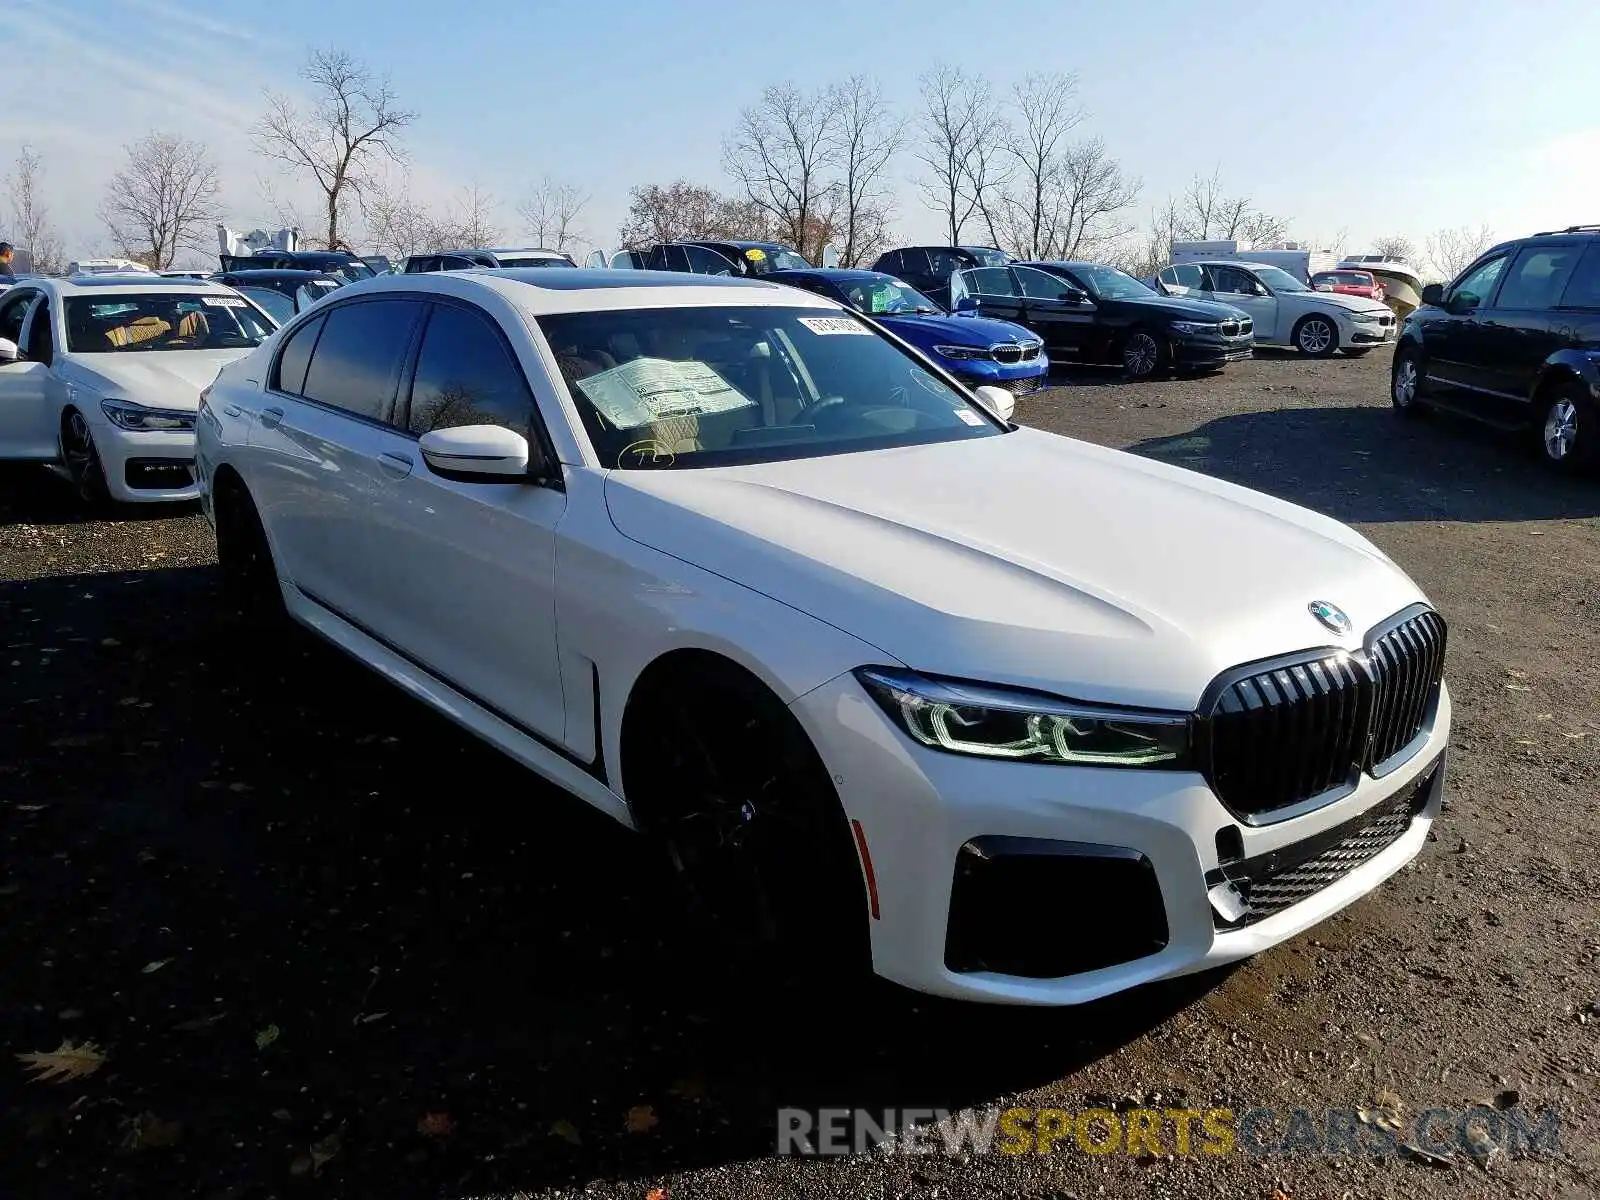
[1015,267,1070,300]
[406,304,533,438]
[965,267,1018,297]
[1208,266,1257,295]
[899,249,930,277]
[24,301,52,363]
[273,313,325,395]
[1493,246,1581,311]
[300,300,422,422]
[0,290,36,344]
[925,248,964,278]
[1448,255,1507,311]
[1559,244,1600,308]
[684,245,737,275]
[875,250,903,275]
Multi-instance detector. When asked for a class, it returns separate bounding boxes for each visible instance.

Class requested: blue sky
[6,0,1599,265]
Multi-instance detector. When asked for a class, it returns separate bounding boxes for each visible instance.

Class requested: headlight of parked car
[1349,310,1385,323]
[100,398,197,432]
[932,344,991,361]
[855,667,1190,768]
[1168,321,1218,336]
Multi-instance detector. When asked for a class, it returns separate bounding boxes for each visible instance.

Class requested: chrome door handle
[222,404,242,418]
[377,452,413,479]
[260,407,284,430]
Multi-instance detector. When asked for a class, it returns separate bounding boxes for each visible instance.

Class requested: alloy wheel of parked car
[1295,316,1337,358]
[623,660,870,982]
[1540,385,1593,471]
[61,410,109,504]
[1122,330,1161,378]
[1391,349,1428,418]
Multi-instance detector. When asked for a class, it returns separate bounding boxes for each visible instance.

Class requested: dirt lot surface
[2,351,1597,1199]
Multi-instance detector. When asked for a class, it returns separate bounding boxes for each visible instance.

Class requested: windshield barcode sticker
[955,408,986,426]
[203,297,248,308]
[798,316,871,336]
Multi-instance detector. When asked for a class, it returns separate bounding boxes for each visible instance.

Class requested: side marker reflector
[850,818,881,920]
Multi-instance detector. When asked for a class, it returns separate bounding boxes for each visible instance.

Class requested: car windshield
[964,247,1011,267]
[1316,271,1372,286]
[1254,265,1311,293]
[329,260,376,283]
[65,294,275,352]
[498,256,574,268]
[1071,264,1156,300]
[840,277,939,315]
[740,247,810,273]
[538,305,1003,470]
[235,287,292,325]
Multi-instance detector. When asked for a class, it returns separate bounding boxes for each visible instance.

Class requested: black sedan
[212,269,345,326]
[950,260,1255,378]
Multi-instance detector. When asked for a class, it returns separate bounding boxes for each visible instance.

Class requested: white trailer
[1170,240,1337,283]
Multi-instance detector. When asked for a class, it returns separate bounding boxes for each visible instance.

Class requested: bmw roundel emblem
[1308,600,1353,635]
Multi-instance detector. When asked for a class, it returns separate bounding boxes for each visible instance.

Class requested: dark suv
[871,246,1012,308]
[1392,225,1600,470]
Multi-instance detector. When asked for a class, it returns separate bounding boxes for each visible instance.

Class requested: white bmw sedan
[0,275,275,502]
[197,268,1450,1005]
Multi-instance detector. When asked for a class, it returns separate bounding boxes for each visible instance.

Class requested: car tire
[1391,346,1429,418]
[622,657,872,987]
[1293,315,1338,358]
[1121,328,1164,380]
[1538,382,1596,472]
[214,474,285,624]
[60,409,110,506]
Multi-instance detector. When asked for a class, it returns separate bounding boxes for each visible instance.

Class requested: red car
[1311,269,1385,301]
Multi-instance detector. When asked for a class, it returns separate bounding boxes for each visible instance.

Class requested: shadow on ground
[0,463,197,528]
[1129,404,1600,524]
[0,565,1215,1198]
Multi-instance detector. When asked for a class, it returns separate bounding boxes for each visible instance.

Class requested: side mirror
[419,424,535,483]
[1062,287,1089,305]
[1421,283,1445,307]
[0,337,18,364]
[954,295,980,314]
[973,384,1016,423]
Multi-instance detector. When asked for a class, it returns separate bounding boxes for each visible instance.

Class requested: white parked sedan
[0,276,275,502]
[1157,260,1398,357]
[197,268,1450,1005]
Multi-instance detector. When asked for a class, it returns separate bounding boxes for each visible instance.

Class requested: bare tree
[1425,224,1495,281]
[723,83,839,260]
[364,180,502,260]
[1371,234,1416,262]
[5,145,65,273]
[914,65,1007,245]
[997,73,1083,259]
[98,132,222,269]
[253,47,417,251]
[616,180,774,248]
[1168,171,1289,248]
[517,177,589,253]
[827,75,903,267]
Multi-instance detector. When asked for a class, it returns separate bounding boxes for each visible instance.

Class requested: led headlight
[100,398,195,432]
[1168,321,1219,335]
[855,667,1190,768]
[932,345,991,360]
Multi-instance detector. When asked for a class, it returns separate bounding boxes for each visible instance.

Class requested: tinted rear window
[299,300,422,421]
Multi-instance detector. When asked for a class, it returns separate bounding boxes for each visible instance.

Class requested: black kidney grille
[1367,609,1447,767]
[1199,608,1446,821]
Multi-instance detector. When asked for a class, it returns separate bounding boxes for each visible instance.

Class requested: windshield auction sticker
[797,316,871,336]
[575,357,756,429]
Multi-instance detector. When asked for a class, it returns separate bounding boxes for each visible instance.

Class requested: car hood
[874,312,1038,347]
[602,428,1427,710]
[62,349,250,410]
[1287,290,1390,316]
[1129,293,1251,322]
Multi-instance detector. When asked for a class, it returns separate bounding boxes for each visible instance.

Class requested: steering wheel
[793,395,847,425]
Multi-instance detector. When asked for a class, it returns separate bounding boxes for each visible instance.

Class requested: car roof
[1183,260,1279,270]
[36,276,244,297]
[313,267,838,316]
[466,247,567,257]
[218,269,340,282]
[768,268,890,282]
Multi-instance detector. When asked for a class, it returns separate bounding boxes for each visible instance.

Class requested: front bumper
[791,674,1450,1005]
[1171,336,1254,368]
[89,417,200,503]
[947,355,1050,389]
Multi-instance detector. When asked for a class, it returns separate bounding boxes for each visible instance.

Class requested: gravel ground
[2,351,1597,1200]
